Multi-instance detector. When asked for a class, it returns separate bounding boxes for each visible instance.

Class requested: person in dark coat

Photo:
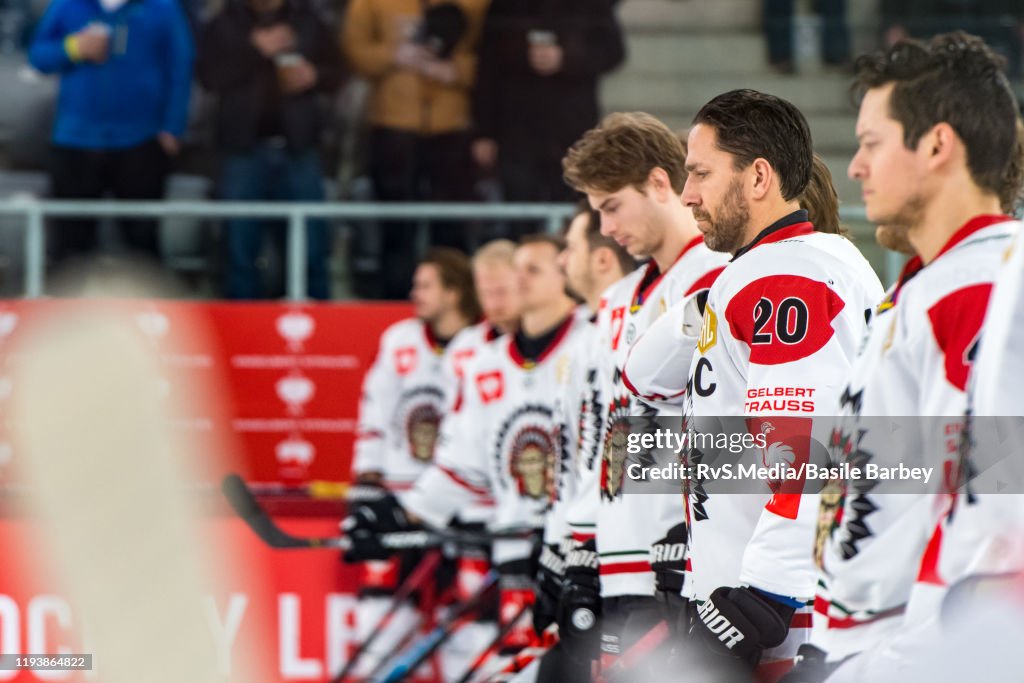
[198,0,344,299]
[471,0,625,208]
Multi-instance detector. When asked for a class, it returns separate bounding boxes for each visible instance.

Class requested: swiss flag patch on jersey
[394,346,417,375]
[927,283,992,391]
[476,370,504,404]
[726,275,845,365]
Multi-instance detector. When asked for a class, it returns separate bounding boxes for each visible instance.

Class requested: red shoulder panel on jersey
[926,283,992,391]
[684,266,726,297]
[726,275,845,365]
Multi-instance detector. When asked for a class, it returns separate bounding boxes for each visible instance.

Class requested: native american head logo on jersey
[406,403,442,462]
[509,426,557,500]
[600,390,658,501]
[398,386,446,462]
[600,395,632,500]
[815,478,844,569]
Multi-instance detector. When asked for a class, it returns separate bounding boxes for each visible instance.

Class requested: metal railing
[0,199,885,299]
[0,200,578,299]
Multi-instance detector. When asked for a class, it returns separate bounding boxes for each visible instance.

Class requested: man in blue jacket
[29,0,194,265]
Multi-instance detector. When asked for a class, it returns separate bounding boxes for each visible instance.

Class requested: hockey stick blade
[223,473,540,551]
[222,474,436,551]
[222,473,322,548]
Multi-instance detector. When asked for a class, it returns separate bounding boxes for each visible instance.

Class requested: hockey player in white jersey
[346,248,483,676]
[677,89,882,679]
[624,153,846,411]
[783,33,1024,683]
[559,112,731,672]
[445,240,523,410]
[345,235,590,654]
[352,248,482,490]
[530,203,638,679]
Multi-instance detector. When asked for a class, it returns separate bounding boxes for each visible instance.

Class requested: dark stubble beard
[693,177,751,254]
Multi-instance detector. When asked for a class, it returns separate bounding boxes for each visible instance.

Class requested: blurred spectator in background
[882,0,1024,75]
[198,0,343,300]
[343,0,487,300]
[762,0,850,74]
[472,0,624,215]
[28,0,193,267]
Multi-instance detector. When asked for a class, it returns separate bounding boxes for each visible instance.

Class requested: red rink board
[0,508,367,682]
[0,300,412,486]
[0,300,413,681]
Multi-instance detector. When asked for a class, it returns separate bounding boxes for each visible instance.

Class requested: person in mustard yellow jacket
[343,0,488,299]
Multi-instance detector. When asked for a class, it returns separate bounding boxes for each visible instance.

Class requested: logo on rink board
[276,311,315,351]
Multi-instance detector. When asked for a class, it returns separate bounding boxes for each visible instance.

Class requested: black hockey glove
[694,586,794,666]
[533,542,565,635]
[651,522,687,596]
[651,523,690,640]
[557,539,602,663]
[340,492,419,562]
[778,643,831,683]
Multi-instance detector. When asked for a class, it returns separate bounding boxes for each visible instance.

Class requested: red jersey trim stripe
[438,465,491,497]
[599,561,652,575]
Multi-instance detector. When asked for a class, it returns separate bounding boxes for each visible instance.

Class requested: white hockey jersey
[682,215,882,617]
[444,321,503,410]
[622,287,710,410]
[813,216,1019,664]
[352,318,460,491]
[543,315,603,552]
[940,230,1024,586]
[972,229,1024,417]
[596,236,729,598]
[399,313,589,565]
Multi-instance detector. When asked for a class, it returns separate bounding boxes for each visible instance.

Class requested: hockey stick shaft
[453,602,532,683]
[483,624,558,683]
[222,474,535,550]
[594,620,669,683]
[361,578,459,682]
[332,550,443,683]
[374,570,500,683]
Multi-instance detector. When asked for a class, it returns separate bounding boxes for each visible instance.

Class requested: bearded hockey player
[531,203,637,679]
[345,235,589,653]
[790,33,1023,683]
[559,112,730,672]
[677,89,882,678]
[623,153,845,411]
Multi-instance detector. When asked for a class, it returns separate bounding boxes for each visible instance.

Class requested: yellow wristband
[64,35,82,62]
